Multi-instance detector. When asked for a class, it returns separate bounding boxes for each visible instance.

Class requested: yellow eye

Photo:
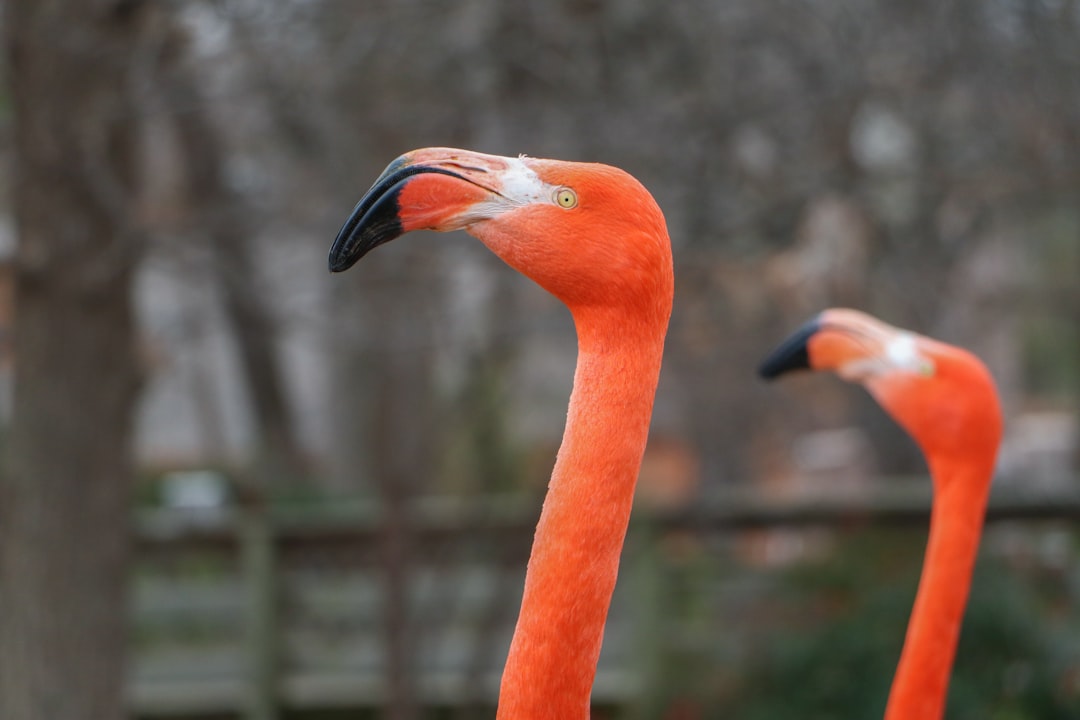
[555,188,578,208]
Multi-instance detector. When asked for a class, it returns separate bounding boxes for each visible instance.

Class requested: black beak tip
[758,317,821,380]
[327,177,412,274]
[327,233,365,273]
[328,162,469,276]
[328,248,354,273]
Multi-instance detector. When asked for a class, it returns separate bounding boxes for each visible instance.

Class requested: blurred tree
[159,14,308,494]
[0,0,156,718]
[130,0,1080,496]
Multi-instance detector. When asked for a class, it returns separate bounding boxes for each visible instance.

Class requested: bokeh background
[2,1,1079,719]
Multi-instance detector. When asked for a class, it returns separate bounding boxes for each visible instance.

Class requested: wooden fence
[129,481,1080,719]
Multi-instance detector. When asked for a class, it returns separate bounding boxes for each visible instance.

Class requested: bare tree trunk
[370,264,438,720]
[159,20,307,492]
[331,244,440,720]
[0,1,147,718]
[374,369,418,720]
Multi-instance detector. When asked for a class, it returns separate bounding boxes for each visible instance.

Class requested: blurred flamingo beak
[758,315,821,380]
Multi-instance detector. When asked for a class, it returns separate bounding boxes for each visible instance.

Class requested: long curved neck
[884,455,994,720]
[496,309,667,720]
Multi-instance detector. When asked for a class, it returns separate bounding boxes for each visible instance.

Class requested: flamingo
[329,148,673,719]
[759,308,1003,720]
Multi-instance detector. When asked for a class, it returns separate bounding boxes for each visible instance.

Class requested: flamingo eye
[555,188,578,209]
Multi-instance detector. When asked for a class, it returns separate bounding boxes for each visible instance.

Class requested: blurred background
[2,1,1079,719]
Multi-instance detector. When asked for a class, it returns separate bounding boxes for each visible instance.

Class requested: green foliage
[717,529,1078,719]
[1021,315,1080,397]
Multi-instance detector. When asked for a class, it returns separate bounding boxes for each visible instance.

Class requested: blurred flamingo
[760,308,1003,720]
[329,147,673,720]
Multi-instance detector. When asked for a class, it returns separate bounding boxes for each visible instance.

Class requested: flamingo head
[329,147,673,318]
[759,308,1002,466]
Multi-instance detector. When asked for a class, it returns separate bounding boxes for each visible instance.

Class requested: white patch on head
[500,157,554,206]
[837,331,934,382]
[454,156,556,227]
[455,156,557,226]
[887,333,935,375]
[887,334,919,367]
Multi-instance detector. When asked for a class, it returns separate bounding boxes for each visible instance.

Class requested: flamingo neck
[884,455,994,720]
[495,310,667,720]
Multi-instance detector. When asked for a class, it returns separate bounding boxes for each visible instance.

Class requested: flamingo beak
[328,158,463,272]
[758,316,822,380]
[328,149,511,273]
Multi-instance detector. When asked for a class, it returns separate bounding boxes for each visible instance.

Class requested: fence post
[242,505,280,720]
[626,518,664,720]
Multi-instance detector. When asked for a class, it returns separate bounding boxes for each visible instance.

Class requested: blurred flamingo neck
[884,456,993,720]
[495,316,667,720]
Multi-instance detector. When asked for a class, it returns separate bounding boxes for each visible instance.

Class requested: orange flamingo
[759,308,1003,720]
[329,148,673,719]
